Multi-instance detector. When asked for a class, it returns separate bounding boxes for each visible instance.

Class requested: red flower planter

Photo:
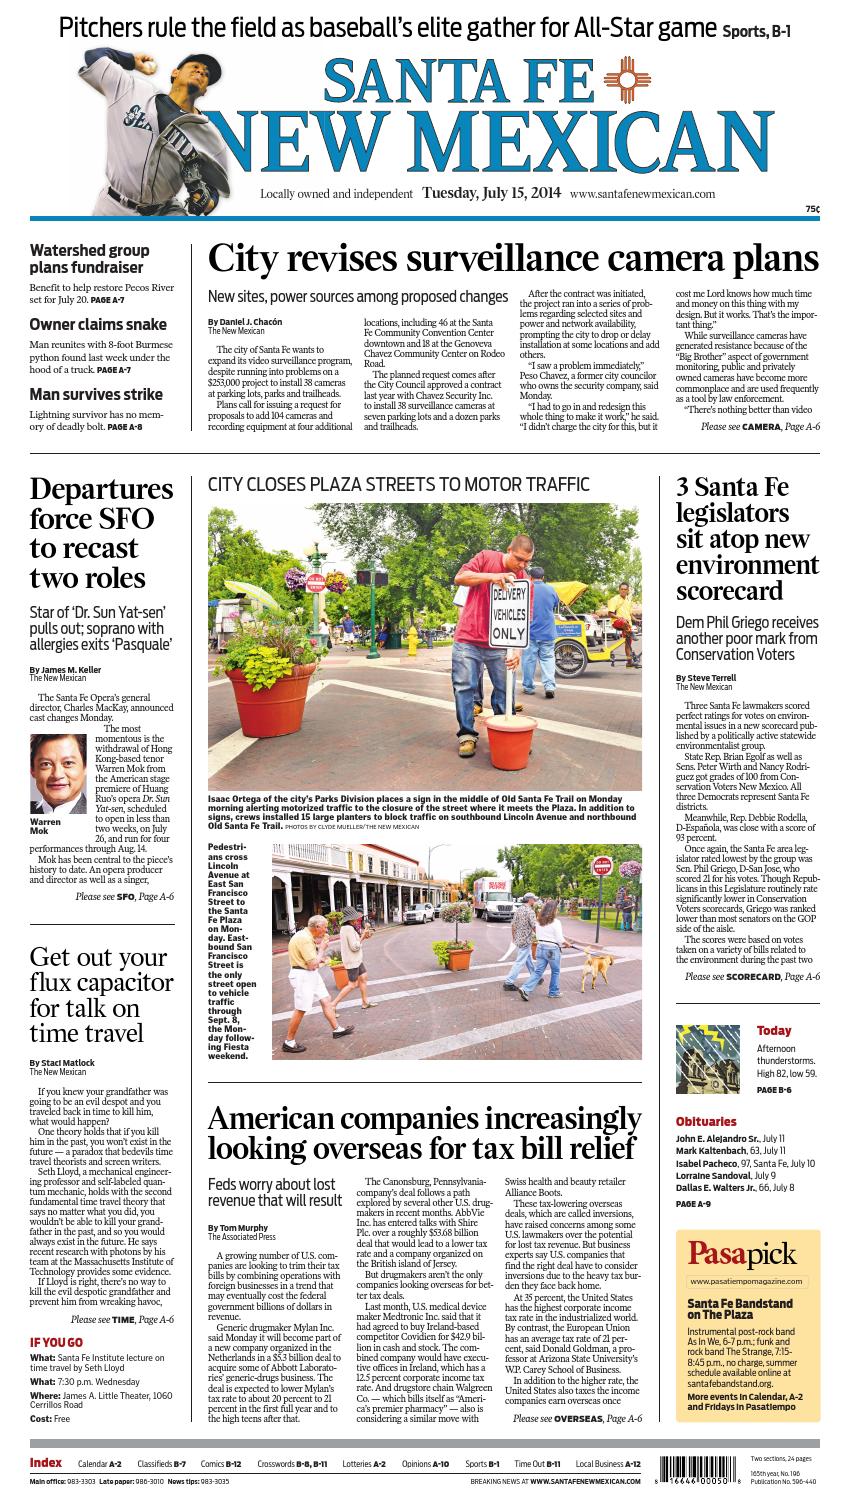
[226,664,317,738]
[485,714,537,771]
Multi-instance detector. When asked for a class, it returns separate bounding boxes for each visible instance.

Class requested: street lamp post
[307,540,327,640]
[427,843,448,902]
[356,559,388,660]
[367,562,380,660]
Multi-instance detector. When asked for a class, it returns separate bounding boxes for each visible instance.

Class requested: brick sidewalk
[271,920,642,1062]
[209,652,641,792]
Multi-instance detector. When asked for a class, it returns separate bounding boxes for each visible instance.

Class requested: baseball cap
[521,892,538,902]
[176,54,222,85]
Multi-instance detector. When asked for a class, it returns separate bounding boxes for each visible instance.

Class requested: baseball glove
[180,156,220,216]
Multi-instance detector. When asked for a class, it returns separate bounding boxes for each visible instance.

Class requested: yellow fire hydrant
[407,625,418,657]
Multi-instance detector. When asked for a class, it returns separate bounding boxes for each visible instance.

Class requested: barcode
[660,1454,737,1483]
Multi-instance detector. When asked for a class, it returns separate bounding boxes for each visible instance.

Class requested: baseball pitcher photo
[79,49,230,217]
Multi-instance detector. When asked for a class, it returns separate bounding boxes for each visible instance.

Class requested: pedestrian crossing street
[271,952,641,1062]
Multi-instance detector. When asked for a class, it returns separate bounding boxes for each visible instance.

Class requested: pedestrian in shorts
[282,915,354,1054]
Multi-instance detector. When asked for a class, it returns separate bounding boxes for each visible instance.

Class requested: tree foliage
[460,868,498,892]
[312,501,640,625]
[497,844,643,901]
[208,503,641,634]
[323,585,373,630]
[207,508,311,626]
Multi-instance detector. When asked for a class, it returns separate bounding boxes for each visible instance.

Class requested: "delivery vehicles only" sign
[488,577,531,649]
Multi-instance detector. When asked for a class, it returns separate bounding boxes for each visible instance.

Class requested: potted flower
[432,901,474,971]
[215,579,321,738]
[326,952,351,990]
[619,859,643,932]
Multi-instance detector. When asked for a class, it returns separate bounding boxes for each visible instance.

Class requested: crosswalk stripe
[271,955,514,980]
[318,679,641,751]
[208,726,257,775]
[272,956,641,1024]
[359,989,643,1062]
[359,955,633,993]
[271,950,638,979]
[210,677,640,776]
[272,971,514,1025]
[333,662,636,701]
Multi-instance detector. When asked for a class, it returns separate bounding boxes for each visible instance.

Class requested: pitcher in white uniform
[79,49,229,217]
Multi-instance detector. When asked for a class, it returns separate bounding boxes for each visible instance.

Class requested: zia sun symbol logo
[604,56,652,105]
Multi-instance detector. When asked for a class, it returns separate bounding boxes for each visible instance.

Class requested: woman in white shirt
[519,899,565,1000]
[334,907,375,1010]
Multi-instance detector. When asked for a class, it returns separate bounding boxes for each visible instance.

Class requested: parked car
[403,903,435,924]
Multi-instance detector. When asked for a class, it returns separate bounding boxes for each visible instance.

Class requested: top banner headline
[60,19,778,175]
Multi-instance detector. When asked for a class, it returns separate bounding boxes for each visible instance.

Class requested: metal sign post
[356,566,388,660]
[368,568,379,659]
[488,579,530,718]
[306,542,327,639]
[590,854,614,944]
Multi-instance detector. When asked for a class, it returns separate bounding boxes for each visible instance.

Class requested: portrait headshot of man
[30,733,88,816]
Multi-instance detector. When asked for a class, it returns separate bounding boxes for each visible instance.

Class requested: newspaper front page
[11,2,842,1492]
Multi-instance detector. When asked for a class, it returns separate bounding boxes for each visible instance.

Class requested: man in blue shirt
[521,565,559,698]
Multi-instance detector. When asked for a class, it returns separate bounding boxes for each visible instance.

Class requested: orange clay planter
[226,663,317,737]
[485,713,537,771]
[447,948,472,972]
[330,964,351,990]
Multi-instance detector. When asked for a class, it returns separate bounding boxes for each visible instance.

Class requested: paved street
[271,917,641,1062]
[209,647,641,791]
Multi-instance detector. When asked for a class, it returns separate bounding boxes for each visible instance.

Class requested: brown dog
[580,947,615,993]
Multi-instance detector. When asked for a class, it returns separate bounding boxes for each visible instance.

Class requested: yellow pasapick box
[676,1230,819,1421]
